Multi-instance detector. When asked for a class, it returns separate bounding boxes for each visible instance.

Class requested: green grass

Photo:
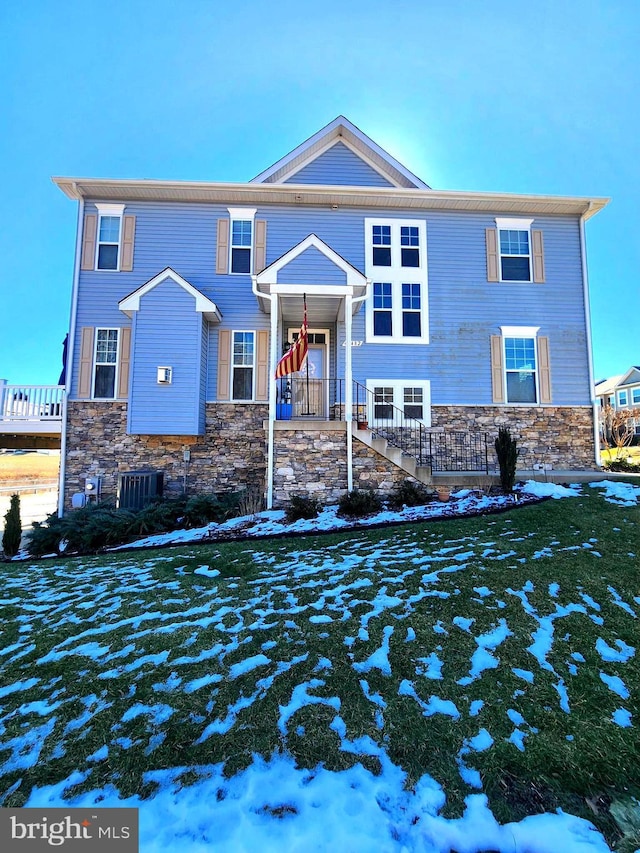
[0,487,638,847]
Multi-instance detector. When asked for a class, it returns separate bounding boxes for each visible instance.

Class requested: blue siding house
[54,117,608,509]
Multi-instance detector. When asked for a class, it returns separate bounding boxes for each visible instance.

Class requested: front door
[288,329,329,419]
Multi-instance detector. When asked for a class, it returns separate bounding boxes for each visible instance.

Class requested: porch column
[344,294,353,492]
[266,293,279,509]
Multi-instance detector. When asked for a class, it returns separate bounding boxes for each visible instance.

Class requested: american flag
[275,301,308,378]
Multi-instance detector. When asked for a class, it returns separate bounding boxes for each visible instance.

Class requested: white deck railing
[0,384,65,422]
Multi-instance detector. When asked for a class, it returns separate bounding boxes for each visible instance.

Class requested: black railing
[353,381,489,472]
[276,377,344,420]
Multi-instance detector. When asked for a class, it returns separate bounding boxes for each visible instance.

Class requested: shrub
[337,488,382,518]
[495,426,519,493]
[603,457,638,472]
[183,492,242,527]
[238,485,264,517]
[285,494,321,523]
[387,479,435,510]
[2,494,22,558]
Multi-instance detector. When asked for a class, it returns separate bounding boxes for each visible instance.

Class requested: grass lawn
[0,486,638,849]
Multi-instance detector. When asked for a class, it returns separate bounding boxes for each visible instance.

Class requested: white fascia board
[256,234,367,287]
[119,267,222,322]
[618,367,640,387]
[271,284,353,297]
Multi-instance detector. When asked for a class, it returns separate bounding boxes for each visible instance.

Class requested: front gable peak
[251,116,429,190]
[119,268,222,322]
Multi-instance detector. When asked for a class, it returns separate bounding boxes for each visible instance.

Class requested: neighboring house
[595,367,640,439]
[53,116,608,510]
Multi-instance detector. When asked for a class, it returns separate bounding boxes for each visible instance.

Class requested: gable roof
[595,374,624,395]
[119,267,222,322]
[256,234,367,287]
[250,116,429,189]
[619,366,640,387]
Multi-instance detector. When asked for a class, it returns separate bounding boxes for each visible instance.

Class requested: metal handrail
[353,380,489,472]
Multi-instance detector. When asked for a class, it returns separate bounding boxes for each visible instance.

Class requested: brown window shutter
[117,327,131,398]
[491,335,505,403]
[120,215,136,271]
[254,220,267,273]
[216,219,230,274]
[217,330,231,400]
[78,327,95,398]
[255,330,269,401]
[532,229,545,283]
[486,228,499,282]
[537,336,552,403]
[81,214,98,270]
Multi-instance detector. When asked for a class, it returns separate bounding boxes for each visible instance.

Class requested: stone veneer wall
[431,405,596,470]
[64,402,268,508]
[271,423,418,507]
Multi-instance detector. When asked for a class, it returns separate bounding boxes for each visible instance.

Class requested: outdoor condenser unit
[116,471,164,511]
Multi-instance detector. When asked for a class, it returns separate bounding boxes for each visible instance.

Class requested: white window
[366,219,428,344]
[95,204,125,271]
[228,208,257,274]
[366,379,431,425]
[93,329,119,398]
[232,331,254,400]
[632,388,640,405]
[618,389,628,407]
[495,218,533,282]
[500,326,540,404]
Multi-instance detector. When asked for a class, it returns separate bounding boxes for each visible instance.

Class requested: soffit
[53,178,609,220]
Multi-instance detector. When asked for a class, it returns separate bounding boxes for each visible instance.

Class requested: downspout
[252,276,277,508]
[57,192,84,516]
[345,280,371,492]
[580,202,601,467]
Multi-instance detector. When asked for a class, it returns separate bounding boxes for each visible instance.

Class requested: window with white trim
[495,217,533,282]
[366,219,428,344]
[504,335,537,403]
[93,329,119,398]
[232,331,254,400]
[228,207,257,274]
[618,389,628,407]
[95,203,125,271]
[366,379,431,425]
[632,388,640,405]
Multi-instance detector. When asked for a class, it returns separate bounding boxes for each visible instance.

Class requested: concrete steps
[353,424,433,485]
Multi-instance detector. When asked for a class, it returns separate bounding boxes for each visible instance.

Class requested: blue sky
[0,0,637,385]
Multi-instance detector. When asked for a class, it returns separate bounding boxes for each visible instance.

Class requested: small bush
[337,488,382,518]
[285,494,321,523]
[495,426,519,493]
[183,492,242,527]
[387,480,435,510]
[603,457,638,472]
[2,494,22,558]
[238,485,264,517]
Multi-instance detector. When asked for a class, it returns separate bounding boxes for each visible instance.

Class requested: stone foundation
[64,402,268,508]
[431,405,596,471]
[271,422,418,506]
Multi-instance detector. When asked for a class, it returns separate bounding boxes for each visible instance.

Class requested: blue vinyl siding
[277,246,347,285]
[73,200,591,408]
[127,278,204,435]
[284,142,394,187]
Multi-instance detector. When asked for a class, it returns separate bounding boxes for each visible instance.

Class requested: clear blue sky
[1,0,637,385]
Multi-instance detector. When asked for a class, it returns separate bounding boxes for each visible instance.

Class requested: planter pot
[436,486,451,502]
[357,421,369,430]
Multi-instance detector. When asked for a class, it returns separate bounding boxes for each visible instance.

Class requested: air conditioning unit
[157,366,173,384]
[117,471,164,511]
